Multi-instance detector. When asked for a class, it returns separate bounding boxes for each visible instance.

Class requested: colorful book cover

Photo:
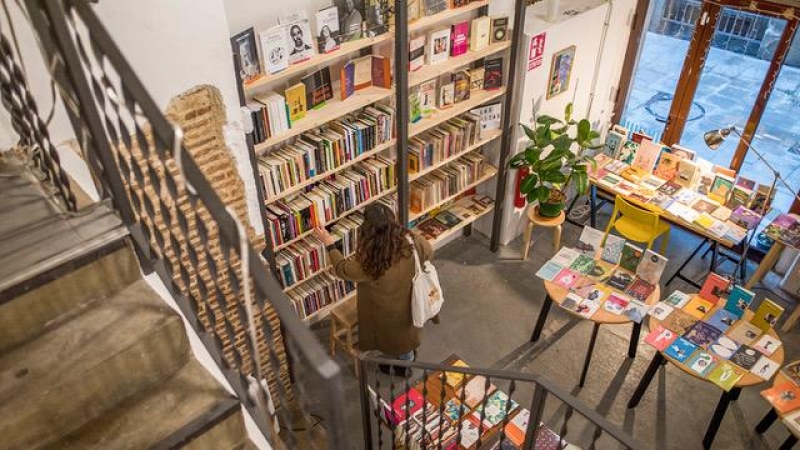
[428,27,451,64]
[783,362,800,386]
[575,299,602,319]
[569,254,596,275]
[664,290,692,308]
[474,390,519,428]
[300,66,333,109]
[664,336,698,362]
[453,70,471,103]
[636,249,668,285]
[504,408,530,447]
[418,79,437,118]
[625,278,656,302]
[645,325,678,351]
[443,398,467,423]
[581,286,609,306]
[708,174,735,204]
[706,309,738,332]
[617,140,639,165]
[683,321,723,348]
[459,375,497,408]
[603,130,626,158]
[623,299,649,323]
[698,272,730,304]
[340,61,355,100]
[392,387,424,422]
[727,185,753,210]
[371,55,391,88]
[409,35,426,71]
[753,334,782,356]
[535,261,564,281]
[607,268,636,291]
[653,151,681,181]
[631,139,661,174]
[726,321,762,346]
[661,309,698,334]
[723,285,755,318]
[601,234,626,264]
[552,247,580,267]
[729,205,762,230]
[483,57,503,90]
[709,362,745,391]
[686,351,717,377]
[761,382,800,414]
[683,295,715,320]
[751,298,784,333]
[603,293,630,315]
[490,16,509,43]
[285,83,307,123]
[649,302,675,321]
[658,180,682,196]
[709,335,740,360]
[409,87,422,123]
[450,20,469,56]
[676,158,700,188]
[315,6,341,53]
[619,243,644,273]
[553,268,580,289]
[729,345,760,370]
[469,67,485,90]
[577,226,605,258]
[751,356,779,381]
[587,260,615,283]
[560,293,582,312]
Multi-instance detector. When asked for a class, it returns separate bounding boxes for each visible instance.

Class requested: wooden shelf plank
[408,41,510,88]
[264,139,396,205]
[409,88,506,139]
[421,204,495,246]
[409,129,501,182]
[254,86,392,153]
[302,290,357,324]
[409,165,498,221]
[408,1,489,34]
[283,265,332,292]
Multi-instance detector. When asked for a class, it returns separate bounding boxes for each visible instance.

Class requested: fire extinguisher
[514,167,529,209]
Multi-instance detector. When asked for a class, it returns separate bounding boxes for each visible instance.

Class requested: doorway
[620,0,800,214]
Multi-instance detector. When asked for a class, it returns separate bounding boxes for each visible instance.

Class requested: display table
[531,280,661,387]
[628,307,785,449]
[755,368,800,450]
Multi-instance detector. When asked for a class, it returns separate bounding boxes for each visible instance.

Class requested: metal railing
[22,0,347,447]
[359,356,646,450]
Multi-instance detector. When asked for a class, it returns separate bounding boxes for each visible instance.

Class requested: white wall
[495,0,636,245]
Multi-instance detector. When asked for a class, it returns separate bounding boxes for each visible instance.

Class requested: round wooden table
[755,366,800,449]
[627,304,785,449]
[531,279,661,387]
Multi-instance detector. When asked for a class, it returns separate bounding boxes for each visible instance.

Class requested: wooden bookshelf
[264,139,397,205]
[303,290,357,324]
[409,88,506,139]
[409,164,498,221]
[283,265,332,293]
[254,86,392,153]
[422,204,495,246]
[409,129,501,182]
[408,41,511,88]
[408,1,489,33]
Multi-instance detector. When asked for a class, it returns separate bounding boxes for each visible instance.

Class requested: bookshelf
[303,291,357,324]
[408,41,511,88]
[407,1,489,33]
[422,205,495,246]
[409,165,498,222]
[409,88,506,138]
[409,129,501,182]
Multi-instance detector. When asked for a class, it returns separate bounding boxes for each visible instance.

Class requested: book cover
[761,382,800,414]
[751,298,784,333]
[353,55,373,90]
[483,58,503,90]
[619,242,644,273]
[752,356,780,380]
[576,297,603,319]
[443,398,467,423]
[409,87,422,123]
[676,158,700,188]
[645,325,678,351]
[649,302,675,321]
[709,335,740,360]
[753,334,782,356]
[535,261,564,281]
[636,249,668,285]
[624,299,649,323]
[706,309,737,332]
[751,184,775,214]
[428,28,451,64]
[587,259,614,283]
[727,185,752,210]
[683,321,722,347]
[335,0,365,41]
[709,362,745,391]
[258,26,289,75]
[470,67,485,90]
[687,351,717,377]
[698,272,730,304]
[364,0,389,37]
[300,66,333,109]
[729,345,760,370]
[552,247,580,267]
[683,295,714,319]
[392,388,424,422]
[631,130,652,143]
[664,290,692,308]
[577,226,605,258]
[601,234,625,264]
[459,375,497,408]
[664,336,697,363]
[617,140,639,165]
[416,217,449,238]
[658,180,682,196]
[626,278,656,302]
[553,268,580,289]
[729,205,762,230]
[434,210,461,227]
[409,35,426,71]
[661,309,698,334]
[470,16,491,51]
[784,362,800,386]
[315,6,341,53]
[439,82,454,108]
[475,391,519,429]
[340,61,355,100]
[653,151,681,180]
[692,197,720,214]
[709,174,735,204]
[453,70,471,103]
[724,285,755,318]
[569,254,595,275]
[371,55,391,88]
[450,20,469,56]
[726,321,762,346]
[607,268,636,291]
[285,83,307,123]
[631,139,661,173]
[560,293,583,312]
[418,79,437,118]
[603,130,626,158]
[505,409,530,447]
[490,16,509,43]
[604,293,630,315]
[285,18,315,65]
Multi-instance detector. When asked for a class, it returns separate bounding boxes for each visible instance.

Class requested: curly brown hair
[356,203,411,279]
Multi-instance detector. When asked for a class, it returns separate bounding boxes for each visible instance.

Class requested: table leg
[710,242,719,271]
[530,294,553,343]
[522,222,534,261]
[579,322,601,388]
[628,322,642,359]
[746,242,785,290]
[702,387,741,449]
[780,435,799,450]
[553,224,562,254]
[590,185,597,228]
[755,408,779,434]
[666,238,708,286]
[627,353,665,408]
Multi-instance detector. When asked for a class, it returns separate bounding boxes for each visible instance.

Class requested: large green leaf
[520,174,539,194]
[542,170,567,183]
[526,191,539,203]
[551,134,573,152]
[509,152,528,168]
[536,115,562,126]
[535,185,550,203]
[565,103,573,123]
[577,119,591,142]
[521,123,536,141]
[525,146,543,164]
[575,171,589,196]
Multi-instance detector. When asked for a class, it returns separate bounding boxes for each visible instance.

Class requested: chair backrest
[615,196,660,231]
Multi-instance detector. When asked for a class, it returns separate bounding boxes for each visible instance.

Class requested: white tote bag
[407,236,444,328]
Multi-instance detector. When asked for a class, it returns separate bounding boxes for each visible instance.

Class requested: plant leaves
[521,123,536,141]
[526,191,539,203]
[577,119,591,142]
[525,147,543,164]
[536,115,562,126]
[542,170,567,183]
[575,171,589,196]
[565,103,573,122]
[520,174,539,194]
[535,185,550,203]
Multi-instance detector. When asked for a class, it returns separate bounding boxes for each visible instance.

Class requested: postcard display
[232,0,514,322]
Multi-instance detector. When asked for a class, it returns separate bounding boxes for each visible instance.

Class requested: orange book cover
[371,55,391,89]
[762,382,800,414]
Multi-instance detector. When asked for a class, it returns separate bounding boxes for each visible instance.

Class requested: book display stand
[230,0,527,323]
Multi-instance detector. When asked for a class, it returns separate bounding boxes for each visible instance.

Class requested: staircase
[0,159,256,450]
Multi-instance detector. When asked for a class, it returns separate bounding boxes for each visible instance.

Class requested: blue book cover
[665,337,698,363]
[341,61,355,100]
[706,309,737,332]
[724,285,755,318]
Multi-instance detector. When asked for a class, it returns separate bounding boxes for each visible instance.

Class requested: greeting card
[587,260,615,283]
[604,293,630,315]
[683,321,723,348]
[661,309,698,334]
[729,345,760,370]
[683,296,715,320]
[624,300,649,323]
[751,356,780,381]
[727,321,762,346]
[761,382,800,414]
[569,254,596,275]
[553,268,580,289]
[619,243,644,273]
[686,351,717,377]
[601,234,626,264]
[535,261,564,281]
[552,247,580,267]
[664,290,693,308]
[577,226,605,258]
[706,309,737,332]
[709,336,740,360]
[665,337,698,362]
[709,362,745,391]
[607,269,636,291]
[645,325,678,351]
[636,249,668,285]
[753,334,781,356]
[625,278,656,302]
[649,302,675,321]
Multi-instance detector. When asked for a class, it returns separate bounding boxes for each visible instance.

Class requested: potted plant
[509,103,602,218]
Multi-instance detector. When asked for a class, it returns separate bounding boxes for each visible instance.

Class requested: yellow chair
[604,196,671,253]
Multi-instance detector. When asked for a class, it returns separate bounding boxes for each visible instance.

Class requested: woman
[313,203,433,374]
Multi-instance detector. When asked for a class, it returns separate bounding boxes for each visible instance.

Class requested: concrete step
[49,359,246,450]
[0,279,189,450]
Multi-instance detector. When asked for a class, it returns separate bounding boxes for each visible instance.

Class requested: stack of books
[276,235,329,289]
[414,194,494,240]
[409,113,482,173]
[248,93,291,143]
[258,104,394,200]
[765,213,800,247]
[329,213,364,257]
[286,272,356,319]
[409,153,485,214]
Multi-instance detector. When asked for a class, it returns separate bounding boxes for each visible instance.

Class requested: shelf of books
[410,164,498,222]
[409,129,501,182]
[414,195,495,244]
[408,41,510,88]
[410,87,506,138]
[407,0,490,33]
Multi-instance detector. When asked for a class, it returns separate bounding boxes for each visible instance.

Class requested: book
[617,140,639,165]
[676,159,700,188]
[709,362,745,391]
[658,180,682,196]
[762,383,800,414]
[698,272,730,304]
[285,83,307,123]
[751,298,784,333]
[687,351,717,377]
[569,254,595,275]
[450,20,469,56]
[602,130,626,158]
[490,16,509,43]
[727,321,762,346]
[636,249,667,285]
[619,243,644,273]
[709,335,740,360]
[470,16,491,51]
[469,67,485,90]
[751,184,775,214]
[729,345,760,370]
[661,309,698,334]
[706,309,737,332]
[723,285,755,318]
[751,356,780,380]
[577,226,605,258]
[683,321,722,347]
[371,55,391,88]
[392,388,424,422]
[692,197,719,214]
[587,260,614,283]
[631,139,661,174]
[439,82,455,108]
[474,391,519,428]
[553,268,580,289]
[670,144,697,160]
[784,362,800,386]
[729,205,762,230]
[664,336,697,362]
[364,0,389,37]
[727,185,753,210]
[560,293,582,312]
[535,261,564,281]
[340,61,355,100]
[453,70,471,103]
[285,16,315,65]
[483,58,503,90]
[649,302,674,321]
[753,334,782,356]
[315,6,341,53]
[645,325,678,351]
[664,290,692,308]
[626,278,656,302]
[576,297,603,319]
[604,293,630,315]
[428,28,451,64]
[683,295,714,319]
[423,0,448,15]
[653,151,681,180]
[504,409,530,447]
[631,130,652,144]
[607,268,636,291]
[765,213,800,247]
[551,247,580,266]
[300,66,333,109]
[353,55,373,90]
[624,299,649,323]
[409,35,426,71]
[709,174,735,204]
[601,234,625,264]
[418,79,437,118]
[234,27,262,83]
[258,26,289,75]
[459,375,497,408]
[335,0,365,41]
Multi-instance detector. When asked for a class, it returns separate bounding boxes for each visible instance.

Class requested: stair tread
[53,359,236,450]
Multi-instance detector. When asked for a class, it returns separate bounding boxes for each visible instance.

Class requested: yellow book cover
[683,295,714,319]
[751,298,784,332]
[695,212,716,229]
[285,83,307,123]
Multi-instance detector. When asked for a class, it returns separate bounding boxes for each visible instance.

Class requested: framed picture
[546,45,575,99]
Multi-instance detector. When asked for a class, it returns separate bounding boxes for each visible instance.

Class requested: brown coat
[329,231,433,356]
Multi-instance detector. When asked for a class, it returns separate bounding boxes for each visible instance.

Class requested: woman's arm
[411,231,434,262]
[329,249,371,282]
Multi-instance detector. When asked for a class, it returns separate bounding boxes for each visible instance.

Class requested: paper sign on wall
[528,32,546,71]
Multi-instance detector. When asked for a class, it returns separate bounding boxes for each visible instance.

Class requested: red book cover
[625,278,656,302]
[699,272,730,304]
[450,21,469,56]
[371,55,391,89]
[392,387,424,423]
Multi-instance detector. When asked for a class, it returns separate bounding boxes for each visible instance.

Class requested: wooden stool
[522,206,565,260]
[329,296,359,377]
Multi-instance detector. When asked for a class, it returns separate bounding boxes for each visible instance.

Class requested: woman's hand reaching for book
[313,226,337,247]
